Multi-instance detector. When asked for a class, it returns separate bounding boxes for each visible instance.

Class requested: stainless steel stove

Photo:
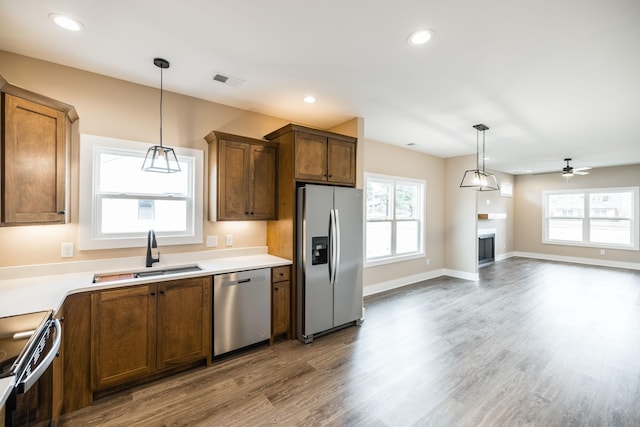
[0,310,61,426]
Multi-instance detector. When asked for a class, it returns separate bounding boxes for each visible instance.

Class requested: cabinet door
[271,266,291,340]
[294,132,327,182]
[250,144,277,219]
[327,138,356,185]
[157,277,211,369]
[3,94,67,224]
[272,280,291,338]
[91,285,156,390]
[218,139,250,220]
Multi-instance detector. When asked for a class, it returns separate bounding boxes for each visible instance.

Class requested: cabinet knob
[159,290,165,295]
[58,211,66,215]
[150,292,156,296]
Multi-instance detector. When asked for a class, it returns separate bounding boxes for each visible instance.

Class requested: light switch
[225,235,233,246]
[206,236,218,248]
[61,242,74,258]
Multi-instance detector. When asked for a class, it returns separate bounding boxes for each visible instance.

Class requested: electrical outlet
[225,234,233,246]
[426,257,430,265]
[206,235,218,248]
[61,242,74,258]
[600,249,606,255]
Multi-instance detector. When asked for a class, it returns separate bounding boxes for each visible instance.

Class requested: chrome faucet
[146,229,160,267]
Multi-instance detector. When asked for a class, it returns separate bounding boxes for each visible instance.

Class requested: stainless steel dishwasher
[213,268,271,356]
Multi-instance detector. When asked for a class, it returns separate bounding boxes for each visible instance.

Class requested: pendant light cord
[159,66,163,149]
[482,129,486,173]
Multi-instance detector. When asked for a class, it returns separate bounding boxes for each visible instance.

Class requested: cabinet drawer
[272,266,290,282]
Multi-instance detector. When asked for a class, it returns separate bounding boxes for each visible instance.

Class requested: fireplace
[478,233,495,265]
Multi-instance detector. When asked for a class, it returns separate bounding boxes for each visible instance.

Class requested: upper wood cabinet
[265,124,356,186]
[205,131,278,221]
[1,76,78,226]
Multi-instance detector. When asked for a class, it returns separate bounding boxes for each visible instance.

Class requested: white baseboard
[363,269,445,296]
[514,251,640,271]
[496,251,516,261]
[363,267,485,296]
[443,269,479,281]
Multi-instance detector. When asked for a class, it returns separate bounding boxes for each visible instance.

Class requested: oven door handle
[17,319,62,394]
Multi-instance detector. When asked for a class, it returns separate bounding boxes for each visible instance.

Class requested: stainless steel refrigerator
[297,184,364,343]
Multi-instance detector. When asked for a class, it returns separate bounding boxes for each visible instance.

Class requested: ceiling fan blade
[574,166,592,172]
[575,171,590,175]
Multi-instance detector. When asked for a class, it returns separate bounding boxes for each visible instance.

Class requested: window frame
[364,172,426,267]
[79,134,204,250]
[542,186,639,251]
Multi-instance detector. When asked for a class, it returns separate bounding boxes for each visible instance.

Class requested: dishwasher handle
[220,277,252,287]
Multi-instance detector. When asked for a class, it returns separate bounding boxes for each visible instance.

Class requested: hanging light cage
[142,57,181,173]
[460,123,499,191]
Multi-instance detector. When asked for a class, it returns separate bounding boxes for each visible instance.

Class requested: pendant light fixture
[142,58,181,173]
[459,124,499,191]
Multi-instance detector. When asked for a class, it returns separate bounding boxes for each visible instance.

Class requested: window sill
[365,252,425,268]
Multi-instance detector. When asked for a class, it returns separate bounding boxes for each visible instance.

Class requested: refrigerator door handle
[329,208,337,286]
[334,208,341,285]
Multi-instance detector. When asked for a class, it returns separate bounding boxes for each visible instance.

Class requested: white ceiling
[1,0,639,175]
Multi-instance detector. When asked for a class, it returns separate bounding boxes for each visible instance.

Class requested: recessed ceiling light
[407,29,434,46]
[49,13,84,31]
[303,95,316,104]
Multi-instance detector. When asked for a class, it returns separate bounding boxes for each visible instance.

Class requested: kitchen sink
[93,265,202,283]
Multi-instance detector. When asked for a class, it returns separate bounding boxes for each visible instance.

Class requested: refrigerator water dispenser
[311,236,328,265]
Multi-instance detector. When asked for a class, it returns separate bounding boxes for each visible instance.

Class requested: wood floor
[59,258,640,426]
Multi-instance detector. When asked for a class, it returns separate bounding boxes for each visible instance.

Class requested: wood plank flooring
[59,258,640,426]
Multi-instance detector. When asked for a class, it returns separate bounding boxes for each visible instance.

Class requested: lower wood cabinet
[90,277,211,391]
[271,266,291,343]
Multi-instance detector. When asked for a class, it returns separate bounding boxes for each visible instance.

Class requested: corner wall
[444,155,478,278]
[477,170,516,258]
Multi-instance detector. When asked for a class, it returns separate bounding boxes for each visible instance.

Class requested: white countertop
[0,248,291,408]
[0,251,291,318]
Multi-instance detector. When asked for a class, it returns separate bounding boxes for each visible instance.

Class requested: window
[79,134,203,250]
[365,173,425,266]
[543,187,639,250]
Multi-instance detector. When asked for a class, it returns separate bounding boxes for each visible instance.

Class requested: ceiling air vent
[212,72,245,88]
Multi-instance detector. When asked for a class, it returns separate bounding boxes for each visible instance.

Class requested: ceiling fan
[562,158,591,177]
